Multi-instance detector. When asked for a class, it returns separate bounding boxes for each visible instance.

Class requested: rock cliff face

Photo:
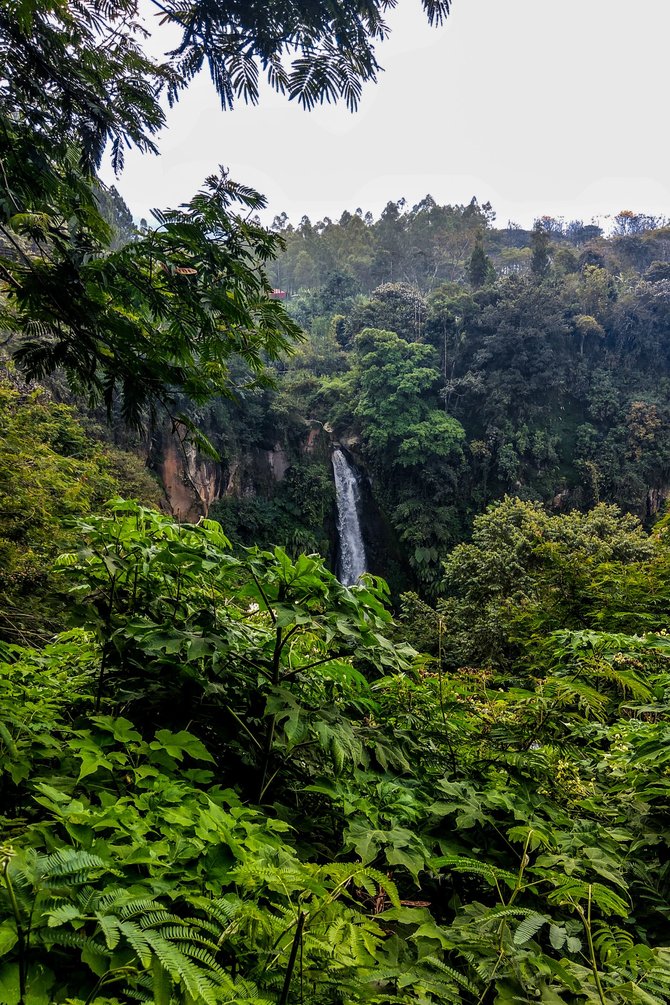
[157,435,223,521]
[152,418,332,521]
[148,416,410,591]
[647,485,670,518]
[550,485,670,521]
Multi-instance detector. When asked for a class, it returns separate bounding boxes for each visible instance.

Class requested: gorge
[331,446,368,585]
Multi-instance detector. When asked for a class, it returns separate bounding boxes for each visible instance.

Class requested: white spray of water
[332,447,367,586]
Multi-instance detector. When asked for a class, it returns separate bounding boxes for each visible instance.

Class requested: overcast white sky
[101,0,670,229]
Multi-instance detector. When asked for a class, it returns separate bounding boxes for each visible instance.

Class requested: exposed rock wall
[157,435,223,521]
[647,485,670,518]
[152,417,332,521]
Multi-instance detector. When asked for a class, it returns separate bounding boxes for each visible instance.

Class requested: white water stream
[332,447,367,585]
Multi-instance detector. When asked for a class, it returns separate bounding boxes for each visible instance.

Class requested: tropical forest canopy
[188,202,670,593]
[3,3,670,1005]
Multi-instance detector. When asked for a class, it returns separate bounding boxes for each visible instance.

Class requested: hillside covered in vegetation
[177,205,670,594]
[3,2,670,1004]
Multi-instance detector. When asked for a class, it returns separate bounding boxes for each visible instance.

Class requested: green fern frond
[174,943,235,985]
[181,915,222,938]
[138,910,184,928]
[546,878,629,917]
[96,912,121,950]
[512,912,549,945]
[78,884,106,912]
[39,848,106,879]
[593,922,635,962]
[160,927,219,952]
[431,855,518,888]
[45,902,84,927]
[44,930,108,955]
[120,898,161,920]
[473,905,542,924]
[119,919,152,967]
[541,676,609,719]
[142,931,218,1005]
[589,661,651,700]
[421,955,479,994]
[121,986,152,1003]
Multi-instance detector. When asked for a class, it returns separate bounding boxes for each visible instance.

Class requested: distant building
[270,288,287,299]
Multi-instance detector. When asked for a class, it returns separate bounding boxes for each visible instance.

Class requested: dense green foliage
[231,209,670,592]
[0,376,161,644]
[211,455,335,558]
[269,197,497,294]
[4,501,670,1004]
[1,156,302,425]
[4,5,670,1004]
[269,203,669,296]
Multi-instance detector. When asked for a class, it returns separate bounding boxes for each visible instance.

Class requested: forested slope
[0,372,161,644]
[195,206,670,593]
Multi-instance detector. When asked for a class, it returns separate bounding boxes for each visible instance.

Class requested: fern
[546,877,629,917]
[593,922,635,962]
[142,930,219,1005]
[45,902,83,927]
[118,919,152,967]
[120,898,164,920]
[512,912,549,945]
[421,955,479,994]
[137,910,186,929]
[96,912,121,950]
[474,905,543,924]
[44,930,108,955]
[431,854,519,889]
[39,849,106,879]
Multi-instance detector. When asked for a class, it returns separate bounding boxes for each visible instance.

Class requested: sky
[101,0,670,229]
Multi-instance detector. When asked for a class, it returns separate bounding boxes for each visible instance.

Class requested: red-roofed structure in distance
[270,289,287,299]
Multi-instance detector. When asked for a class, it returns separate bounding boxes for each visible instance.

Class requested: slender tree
[467,231,492,288]
[530,221,551,278]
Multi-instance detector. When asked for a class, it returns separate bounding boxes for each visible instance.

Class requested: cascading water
[332,447,367,586]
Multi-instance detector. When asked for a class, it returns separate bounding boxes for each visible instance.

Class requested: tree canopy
[0,0,453,421]
[2,0,452,169]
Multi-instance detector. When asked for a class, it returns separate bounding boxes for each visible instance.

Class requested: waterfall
[332,447,367,586]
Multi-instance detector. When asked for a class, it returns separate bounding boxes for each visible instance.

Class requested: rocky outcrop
[153,417,334,521]
[647,485,670,518]
[552,488,570,510]
[265,444,289,482]
[157,434,223,521]
[306,420,333,458]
